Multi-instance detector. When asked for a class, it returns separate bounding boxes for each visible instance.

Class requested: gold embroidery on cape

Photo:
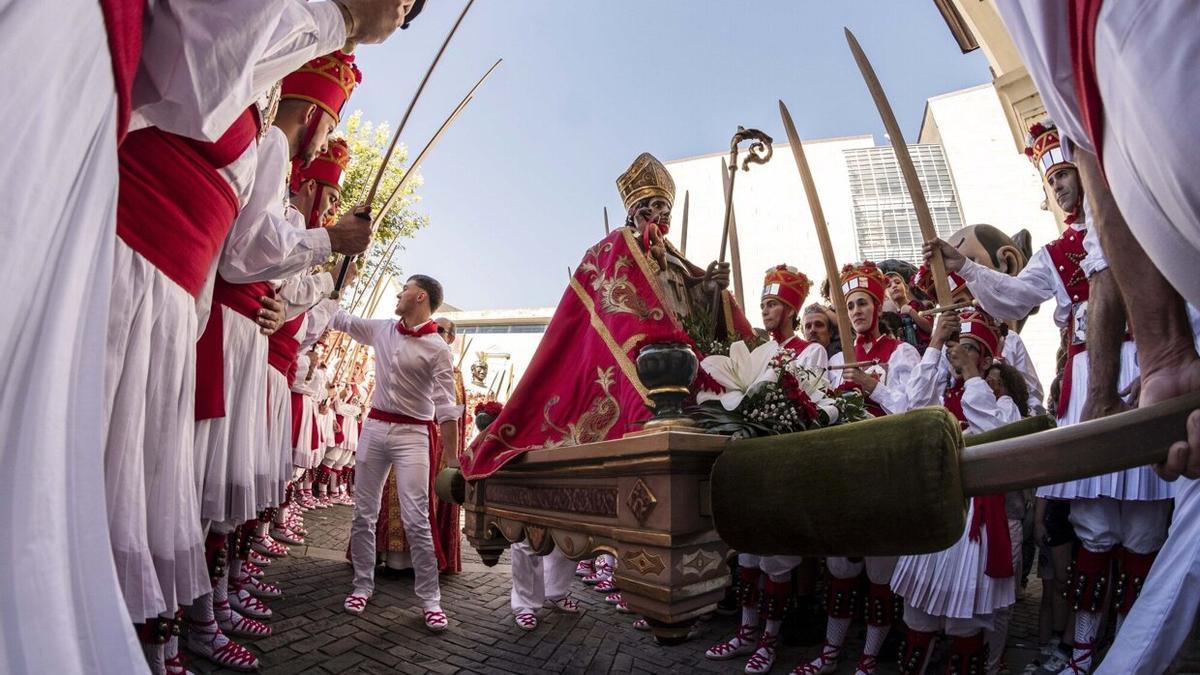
[621,333,648,355]
[578,250,665,322]
[569,277,651,406]
[620,229,687,334]
[479,366,621,453]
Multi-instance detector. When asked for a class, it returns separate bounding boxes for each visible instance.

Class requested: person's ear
[996,245,1024,275]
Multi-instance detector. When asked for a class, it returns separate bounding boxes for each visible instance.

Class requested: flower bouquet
[688,340,869,438]
[473,400,504,432]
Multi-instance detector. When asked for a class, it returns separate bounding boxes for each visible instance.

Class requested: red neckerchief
[776,333,812,355]
[397,319,438,337]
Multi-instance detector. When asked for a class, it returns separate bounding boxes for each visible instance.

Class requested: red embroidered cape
[459,228,751,480]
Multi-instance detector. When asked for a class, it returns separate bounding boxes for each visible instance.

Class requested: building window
[844,144,964,263]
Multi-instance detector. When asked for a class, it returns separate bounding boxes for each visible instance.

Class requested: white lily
[697,340,780,411]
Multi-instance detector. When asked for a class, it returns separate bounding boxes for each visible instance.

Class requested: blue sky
[347,1,990,310]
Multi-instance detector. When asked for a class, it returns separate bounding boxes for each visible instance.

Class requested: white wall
[664,135,875,327]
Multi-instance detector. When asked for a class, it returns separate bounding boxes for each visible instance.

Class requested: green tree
[332,110,429,311]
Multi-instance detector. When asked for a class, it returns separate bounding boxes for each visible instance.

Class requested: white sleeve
[217,131,331,283]
[277,273,335,319]
[797,342,829,373]
[329,310,389,347]
[132,0,346,140]
[962,377,1020,432]
[959,252,1058,323]
[432,346,463,423]
[869,342,921,414]
[826,351,844,387]
[906,345,949,409]
[299,298,339,351]
[1002,332,1045,409]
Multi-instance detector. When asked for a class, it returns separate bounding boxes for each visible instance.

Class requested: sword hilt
[330,210,372,300]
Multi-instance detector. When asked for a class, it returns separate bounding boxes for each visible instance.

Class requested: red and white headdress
[281,50,362,123]
[958,308,1001,358]
[839,261,887,306]
[910,264,971,302]
[1024,121,1073,181]
[762,264,811,311]
[291,137,351,228]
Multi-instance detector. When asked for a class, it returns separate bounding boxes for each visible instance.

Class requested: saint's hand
[703,261,731,292]
[327,206,372,255]
[256,295,286,335]
[923,238,966,273]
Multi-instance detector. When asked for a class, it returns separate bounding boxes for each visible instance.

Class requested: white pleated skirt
[265,369,291,509]
[291,394,316,468]
[0,2,145,670]
[105,241,209,620]
[891,499,1016,620]
[343,415,360,452]
[195,309,268,526]
[1038,343,1175,501]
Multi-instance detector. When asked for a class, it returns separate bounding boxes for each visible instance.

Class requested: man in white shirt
[334,275,461,632]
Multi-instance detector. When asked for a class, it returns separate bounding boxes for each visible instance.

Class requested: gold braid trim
[568,276,653,407]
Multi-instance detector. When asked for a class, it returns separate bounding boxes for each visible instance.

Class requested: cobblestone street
[182,503,1068,674]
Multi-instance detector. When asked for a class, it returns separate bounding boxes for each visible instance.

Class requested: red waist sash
[367,408,434,426]
[194,276,273,421]
[269,314,305,387]
[969,495,1013,579]
[116,107,258,298]
[334,414,346,445]
[365,407,446,568]
[290,392,305,449]
[99,0,144,141]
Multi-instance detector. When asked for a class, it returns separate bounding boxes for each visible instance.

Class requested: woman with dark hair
[985,362,1031,418]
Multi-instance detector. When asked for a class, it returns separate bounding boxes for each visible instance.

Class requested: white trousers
[1068,497,1171,554]
[510,543,575,615]
[0,0,144,671]
[738,553,804,582]
[827,556,897,585]
[1097,478,1200,674]
[349,419,440,609]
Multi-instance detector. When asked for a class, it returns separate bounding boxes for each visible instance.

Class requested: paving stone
[186,502,1062,674]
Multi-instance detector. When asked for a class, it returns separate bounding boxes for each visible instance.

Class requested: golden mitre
[616,152,676,210]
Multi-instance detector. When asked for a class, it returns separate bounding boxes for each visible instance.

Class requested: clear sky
[346,1,990,310]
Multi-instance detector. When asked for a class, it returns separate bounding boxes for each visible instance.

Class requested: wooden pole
[603,207,610,235]
[719,158,746,310]
[778,100,855,358]
[679,190,690,257]
[845,28,952,307]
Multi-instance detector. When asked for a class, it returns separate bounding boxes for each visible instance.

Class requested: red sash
[1068,0,1106,166]
[116,107,258,298]
[194,277,273,421]
[289,392,305,449]
[269,314,305,387]
[334,414,346,445]
[780,335,813,355]
[854,334,903,418]
[98,0,145,141]
[970,495,1014,579]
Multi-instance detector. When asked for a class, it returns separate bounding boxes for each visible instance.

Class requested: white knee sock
[863,623,889,657]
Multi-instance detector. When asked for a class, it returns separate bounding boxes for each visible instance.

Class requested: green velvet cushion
[964,414,1055,447]
[710,407,966,557]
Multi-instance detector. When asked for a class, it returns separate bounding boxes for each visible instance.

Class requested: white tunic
[827,339,922,416]
[892,361,1020,619]
[132,0,346,141]
[329,312,462,424]
[1000,331,1044,412]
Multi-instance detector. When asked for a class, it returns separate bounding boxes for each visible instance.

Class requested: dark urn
[474,413,496,432]
[635,342,698,426]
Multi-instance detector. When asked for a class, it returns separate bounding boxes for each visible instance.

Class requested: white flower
[697,340,780,411]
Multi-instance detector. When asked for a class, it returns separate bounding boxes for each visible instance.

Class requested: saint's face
[846,293,876,335]
[638,197,672,228]
[1047,166,1082,215]
[760,297,790,334]
[803,312,831,347]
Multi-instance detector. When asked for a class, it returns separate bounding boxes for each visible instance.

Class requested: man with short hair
[336,275,461,632]
[802,304,837,357]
